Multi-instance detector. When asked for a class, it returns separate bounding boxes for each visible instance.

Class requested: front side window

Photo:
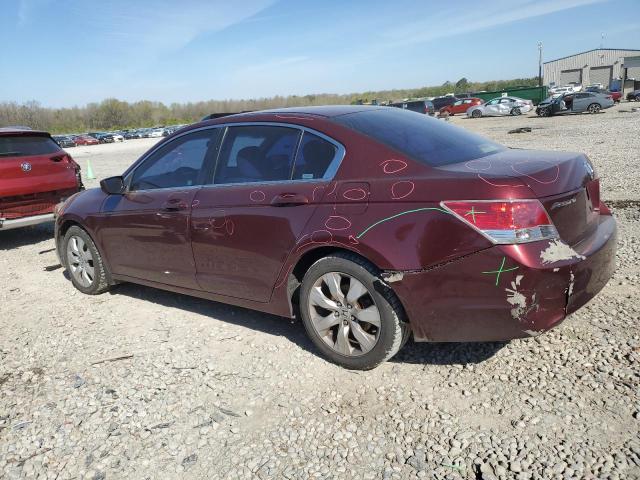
[130,129,217,190]
[214,126,300,185]
[292,132,337,180]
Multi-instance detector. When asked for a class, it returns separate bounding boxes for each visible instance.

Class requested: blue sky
[1,0,638,107]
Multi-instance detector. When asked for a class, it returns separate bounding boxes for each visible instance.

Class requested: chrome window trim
[123,122,345,192]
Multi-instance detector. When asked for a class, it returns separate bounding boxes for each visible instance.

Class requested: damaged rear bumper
[388,214,617,342]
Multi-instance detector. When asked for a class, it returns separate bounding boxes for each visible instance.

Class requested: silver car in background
[466,96,533,118]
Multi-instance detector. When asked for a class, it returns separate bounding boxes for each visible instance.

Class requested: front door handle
[161,198,188,212]
[270,193,309,207]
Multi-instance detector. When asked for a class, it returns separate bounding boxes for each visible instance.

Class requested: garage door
[627,67,640,80]
[590,66,612,88]
[560,69,582,85]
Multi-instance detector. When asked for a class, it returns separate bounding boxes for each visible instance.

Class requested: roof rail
[201,111,253,121]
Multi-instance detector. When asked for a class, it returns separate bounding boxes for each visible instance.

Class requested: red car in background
[54,106,616,369]
[439,97,484,115]
[585,87,621,103]
[73,135,99,146]
[0,128,83,230]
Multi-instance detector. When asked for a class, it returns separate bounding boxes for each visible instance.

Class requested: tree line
[0,77,539,134]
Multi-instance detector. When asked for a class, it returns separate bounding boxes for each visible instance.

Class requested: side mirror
[100,176,125,195]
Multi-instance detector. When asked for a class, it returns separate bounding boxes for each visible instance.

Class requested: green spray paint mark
[464,205,485,224]
[355,207,450,239]
[481,256,518,286]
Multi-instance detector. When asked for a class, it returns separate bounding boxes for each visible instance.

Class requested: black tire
[299,252,407,370]
[471,109,482,118]
[635,95,640,102]
[510,107,522,116]
[587,103,601,114]
[62,226,110,295]
[540,107,552,117]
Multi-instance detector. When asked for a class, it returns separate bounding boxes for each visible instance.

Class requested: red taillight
[441,200,558,244]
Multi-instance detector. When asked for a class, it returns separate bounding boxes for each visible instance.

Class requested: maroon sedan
[54,106,616,369]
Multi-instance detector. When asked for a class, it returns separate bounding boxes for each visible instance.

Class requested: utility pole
[538,42,543,88]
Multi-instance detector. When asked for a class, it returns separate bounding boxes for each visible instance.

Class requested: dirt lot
[1,106,639,480]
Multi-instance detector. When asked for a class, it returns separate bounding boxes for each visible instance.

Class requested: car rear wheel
[510,107,522,116]
[635,94,640,101]
[587,103,601,114]
[299,253,407,370]
[63,226,110,295]
[471,109,482,118]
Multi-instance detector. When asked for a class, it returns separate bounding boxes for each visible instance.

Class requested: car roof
[235,105,385,118]
[0,127,49,136]
[187,105,388,132]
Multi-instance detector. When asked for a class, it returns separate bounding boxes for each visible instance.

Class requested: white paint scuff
[524,329,544,337]
[505,275,539,322]
[540,239,586,265]
[567,271,575,297]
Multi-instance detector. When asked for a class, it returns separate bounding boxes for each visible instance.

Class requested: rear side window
[214,126,300,185]
[333,108,504,167]
[0,135,61,157]
[292,132,337,180]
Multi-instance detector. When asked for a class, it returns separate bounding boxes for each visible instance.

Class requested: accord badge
[20,162,32,172]
[551,197,576,210]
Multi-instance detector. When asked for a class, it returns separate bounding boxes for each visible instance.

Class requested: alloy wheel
[588,103,601,113]
[66,235,95,288]
[308,272,381,357]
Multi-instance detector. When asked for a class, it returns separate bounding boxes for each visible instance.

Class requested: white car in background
[148,128,164,138]
[111,133,124,142]
[466,96,533,118]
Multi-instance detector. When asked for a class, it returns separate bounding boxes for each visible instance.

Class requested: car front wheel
[510,107,522,116]
[299,253,408,370]
[63,226,110,295]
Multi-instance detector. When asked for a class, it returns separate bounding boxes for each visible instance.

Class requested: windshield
[332,108,505,167]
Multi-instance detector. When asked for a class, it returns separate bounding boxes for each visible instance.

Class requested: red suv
[1,128,83,230]
[439,97,484,115]
[54,106,616,369]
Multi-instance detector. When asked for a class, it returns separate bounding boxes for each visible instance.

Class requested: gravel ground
[1,106,639,479]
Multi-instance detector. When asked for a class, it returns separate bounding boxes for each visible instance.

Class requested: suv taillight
[441,200,558,244]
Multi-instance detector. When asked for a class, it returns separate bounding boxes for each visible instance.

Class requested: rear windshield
[332,108,504,167]
[0,135,61,157]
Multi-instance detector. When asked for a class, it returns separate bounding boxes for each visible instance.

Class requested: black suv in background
[431,96,458,110]
[388,100,435,116]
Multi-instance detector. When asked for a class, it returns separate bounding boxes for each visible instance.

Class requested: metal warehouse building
[543,48,640,88]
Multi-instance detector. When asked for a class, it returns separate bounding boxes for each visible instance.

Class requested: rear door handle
[270,193,309,207]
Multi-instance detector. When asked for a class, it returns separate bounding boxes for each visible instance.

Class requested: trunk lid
[436,149,600,246]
